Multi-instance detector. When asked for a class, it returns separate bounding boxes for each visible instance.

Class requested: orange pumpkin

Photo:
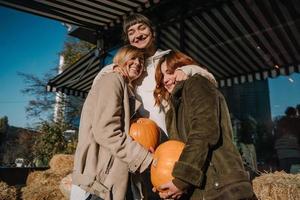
[150,140,185,190]
[129,118,160,150]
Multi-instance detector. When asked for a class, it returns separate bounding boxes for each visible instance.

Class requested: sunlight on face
[127,23,154,49]
[125,56,144,81]
[161,61,176,93]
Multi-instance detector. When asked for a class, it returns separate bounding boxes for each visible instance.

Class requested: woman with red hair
[153,51,255,200]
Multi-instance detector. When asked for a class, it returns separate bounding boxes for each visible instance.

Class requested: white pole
[54,55,65,122]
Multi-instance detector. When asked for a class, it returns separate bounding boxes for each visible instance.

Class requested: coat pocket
[105,155,114,174]
[89,181,112,200]
[96,147,115,182]
[93,153,114,200]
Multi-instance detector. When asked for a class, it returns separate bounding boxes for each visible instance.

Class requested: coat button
[214,182,219,188]
[209,162,213,166]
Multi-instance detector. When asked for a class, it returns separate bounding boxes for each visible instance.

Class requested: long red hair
[154,51,198,106]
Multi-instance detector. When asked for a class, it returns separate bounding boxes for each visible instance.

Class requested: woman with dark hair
[153,51,254,200]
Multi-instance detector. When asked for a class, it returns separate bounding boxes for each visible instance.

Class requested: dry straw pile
[0,181,17,200]
[253,171,300,200]
[49,154,74,175]
[22,154,74,200]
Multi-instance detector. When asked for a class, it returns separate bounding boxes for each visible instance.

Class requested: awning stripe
[184,20,235,76]
[0,0,149,29]
[212,7,266,70]
[1,0,299,96]
[36,0,111,24]
[218,65,300,87]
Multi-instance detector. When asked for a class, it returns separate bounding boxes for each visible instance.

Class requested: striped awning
[0,0,155,30]
[1,0,300,96]
[46,48,116,98]
[157,0,300,86]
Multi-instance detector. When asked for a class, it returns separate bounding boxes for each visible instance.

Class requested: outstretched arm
[177,64,217,86]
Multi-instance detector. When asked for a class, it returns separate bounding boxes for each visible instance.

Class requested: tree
[18,36,93,164]
[32,120,76,166]
[19,36,94,125]
[60,37,95,70]
[18,71,57,122]
[0,116,8,136]
[0,118,40,166]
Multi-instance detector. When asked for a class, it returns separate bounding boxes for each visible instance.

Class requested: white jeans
[70,184,90,200]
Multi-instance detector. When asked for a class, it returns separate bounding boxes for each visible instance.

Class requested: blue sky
[0,7,67,127]
[0,6,299,128]
[269,73,300,118]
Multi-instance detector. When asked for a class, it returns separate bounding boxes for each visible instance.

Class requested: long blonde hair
[113,45,144,83]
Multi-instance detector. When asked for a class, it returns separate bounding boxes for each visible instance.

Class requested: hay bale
[0,181,17,200]
[22,154,74,200]
[22,170,67,200]
[26,171,45,186]
[59,173,72,199]
[49,154,74,175]
[253,171,300,200]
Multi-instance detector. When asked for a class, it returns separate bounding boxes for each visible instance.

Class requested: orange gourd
[150,140,185,190]
[129,118,160,150]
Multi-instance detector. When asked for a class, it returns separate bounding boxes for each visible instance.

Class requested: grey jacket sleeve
[178,64,217,86]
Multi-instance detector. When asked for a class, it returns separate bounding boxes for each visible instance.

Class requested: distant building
[220,80,272,123]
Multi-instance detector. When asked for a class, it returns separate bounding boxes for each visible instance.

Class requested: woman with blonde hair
[71,45,153,200]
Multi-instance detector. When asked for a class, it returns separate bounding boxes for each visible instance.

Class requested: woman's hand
[156,181,183,199]
[149,146,155,153]
[174,70,188,82]
[113,65,128,77]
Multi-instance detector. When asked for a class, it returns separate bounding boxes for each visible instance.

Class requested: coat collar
[170,80,185,106]
[128,86,142,119]
[166,81,186,141]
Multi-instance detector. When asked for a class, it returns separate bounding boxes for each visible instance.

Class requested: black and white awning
[1,0,300,96]
[0,0,154,30]
[46,48,116,98]
[157,0,300,86]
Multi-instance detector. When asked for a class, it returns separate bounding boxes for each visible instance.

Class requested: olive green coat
[166,74,254,200]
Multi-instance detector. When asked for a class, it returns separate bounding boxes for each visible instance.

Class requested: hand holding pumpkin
[129,118,160,150]
[150,140,185,191]
[149,146,155,153]
[157,181,183,199]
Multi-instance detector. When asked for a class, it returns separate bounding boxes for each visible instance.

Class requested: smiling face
[113,46,145,83]
[154,51,199,107]
[124,56,144,81]
[161,61,176,93]
[127,23,154,50]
